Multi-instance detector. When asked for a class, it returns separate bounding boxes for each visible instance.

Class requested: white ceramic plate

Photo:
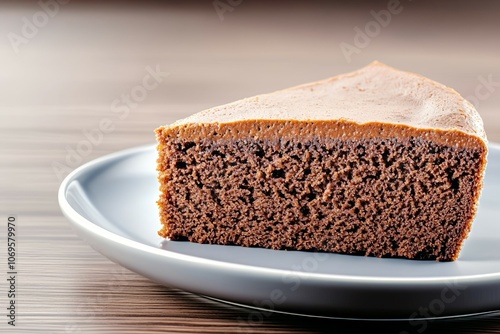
[59,143,500,320]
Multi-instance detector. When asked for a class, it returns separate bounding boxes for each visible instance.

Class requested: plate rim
[58,142,500,285]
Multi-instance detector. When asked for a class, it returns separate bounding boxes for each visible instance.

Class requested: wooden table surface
[1,1,500,333]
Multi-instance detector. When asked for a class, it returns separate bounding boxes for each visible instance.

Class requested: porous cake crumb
[156,62,488,261]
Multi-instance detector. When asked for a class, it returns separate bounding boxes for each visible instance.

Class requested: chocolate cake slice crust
[156,62,488,261]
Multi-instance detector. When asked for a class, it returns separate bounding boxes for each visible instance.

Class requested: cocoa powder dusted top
[158,62,487,149]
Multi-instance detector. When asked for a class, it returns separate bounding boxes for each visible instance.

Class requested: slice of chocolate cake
[155,61,488,261]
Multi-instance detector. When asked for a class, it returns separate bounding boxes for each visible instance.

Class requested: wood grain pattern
[1,1,500,333]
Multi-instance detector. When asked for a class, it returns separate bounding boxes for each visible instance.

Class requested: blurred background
[2,1,499,136]
[3,0,499,195]
[1,1,500,333]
